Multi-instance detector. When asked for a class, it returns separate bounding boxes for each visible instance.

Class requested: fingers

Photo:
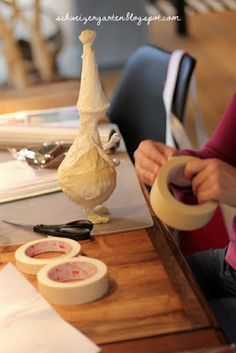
[134,140,177,186]
[184,159,209,180]
[135,166,157,186]
[190,164,211,195]
[184,159,222,203]
[134,143,159,186]
[134,141,164,165]
[134,140,176,165]
[157,142,177,160]
[197,184,220,204]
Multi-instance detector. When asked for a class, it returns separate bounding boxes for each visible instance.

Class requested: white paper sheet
[0,160,60,203]
[0,263,100,353]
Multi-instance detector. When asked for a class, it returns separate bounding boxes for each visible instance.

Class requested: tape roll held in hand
[150,156,218,230]
[37,255,109,305]
[15,237,81,275]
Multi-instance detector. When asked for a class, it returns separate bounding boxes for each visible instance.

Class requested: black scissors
[2,219,93,241]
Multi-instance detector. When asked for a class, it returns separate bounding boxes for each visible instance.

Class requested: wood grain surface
[0,224,226,349]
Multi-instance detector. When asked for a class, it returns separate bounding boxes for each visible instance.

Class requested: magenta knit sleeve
[182,94,236,166]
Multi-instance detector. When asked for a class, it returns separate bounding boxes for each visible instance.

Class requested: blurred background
[0,0,236,137]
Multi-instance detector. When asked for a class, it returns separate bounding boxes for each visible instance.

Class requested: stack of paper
[0,263,100,353]
[0,160,60,203]
[0,105,117,149]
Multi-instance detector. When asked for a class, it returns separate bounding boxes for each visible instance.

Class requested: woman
[134,94,236,342]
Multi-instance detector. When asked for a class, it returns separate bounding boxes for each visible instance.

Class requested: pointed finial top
[79,30,96,45]
[77,29,109,115]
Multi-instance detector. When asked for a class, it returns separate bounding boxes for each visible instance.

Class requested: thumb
[155,142,177,160]
[184,159,207,179]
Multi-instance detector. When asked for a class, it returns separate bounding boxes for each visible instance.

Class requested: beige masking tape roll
[15,237,81,275]
[37,255,108,305]
[150,156,217,230]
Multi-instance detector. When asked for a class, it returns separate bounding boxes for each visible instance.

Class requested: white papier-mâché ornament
[57,29,119,224]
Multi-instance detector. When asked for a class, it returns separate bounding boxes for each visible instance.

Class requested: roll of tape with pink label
[37,255,109,305]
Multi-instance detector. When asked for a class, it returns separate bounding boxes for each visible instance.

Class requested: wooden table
[0,215,226,352]
[0,82,227,352]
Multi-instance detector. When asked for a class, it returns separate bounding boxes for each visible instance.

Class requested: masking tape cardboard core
[15,237,81,275]
[37,256,109,305]
[150,156,217,230]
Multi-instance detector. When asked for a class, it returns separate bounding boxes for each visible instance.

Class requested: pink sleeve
[182,94,236,167]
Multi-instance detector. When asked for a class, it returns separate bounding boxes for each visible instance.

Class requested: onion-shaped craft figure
[57,30,120,224]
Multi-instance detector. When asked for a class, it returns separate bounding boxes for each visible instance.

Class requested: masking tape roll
[150,156,217,230]
[15,237,81,275]
[37,255,109,305]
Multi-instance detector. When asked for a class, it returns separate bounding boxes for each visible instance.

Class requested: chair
[107,44,196,161]
[108,45,229,256]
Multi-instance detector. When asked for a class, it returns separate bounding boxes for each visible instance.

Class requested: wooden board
[100,330,225,353]
[0,226,221,346]
[0,152,153,246]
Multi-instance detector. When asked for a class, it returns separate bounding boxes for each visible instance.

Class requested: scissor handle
[33,219,93,241]
[35,219,93,230]
[64,219,93,230]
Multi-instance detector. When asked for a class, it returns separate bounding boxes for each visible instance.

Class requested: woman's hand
[184,158,236,207]
[134,140,177,186]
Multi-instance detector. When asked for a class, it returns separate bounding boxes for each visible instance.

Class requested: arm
[183,94,236,167]
[183,94,236,205]
[134,94,236,189]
